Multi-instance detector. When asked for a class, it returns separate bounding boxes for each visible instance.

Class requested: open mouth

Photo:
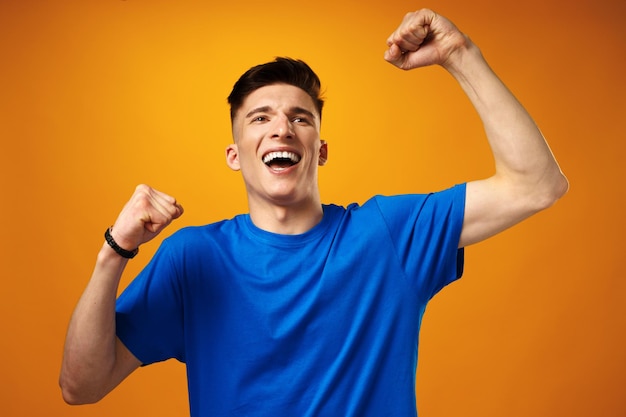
[262,151,301,170]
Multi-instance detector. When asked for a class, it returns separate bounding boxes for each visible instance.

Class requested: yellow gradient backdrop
[1,0,624,416]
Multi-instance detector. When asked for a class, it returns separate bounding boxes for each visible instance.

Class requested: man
[60,8,568,416]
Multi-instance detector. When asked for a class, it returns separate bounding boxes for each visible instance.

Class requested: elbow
[534,171,569,211]
[60,386,103,406]
[61,388,87,406]
[59,373,104,405]
[555,172,570,199]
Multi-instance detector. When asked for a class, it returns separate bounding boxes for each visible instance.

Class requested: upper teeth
[263,151,300,164]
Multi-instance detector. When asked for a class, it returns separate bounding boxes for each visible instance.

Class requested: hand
[384,9,468,71]
[109,184,184,251]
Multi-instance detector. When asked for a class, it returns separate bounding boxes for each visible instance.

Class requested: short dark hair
[227,57,324,123]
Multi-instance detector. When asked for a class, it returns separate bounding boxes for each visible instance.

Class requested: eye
[251,115,268,123]
[292,116,310,124]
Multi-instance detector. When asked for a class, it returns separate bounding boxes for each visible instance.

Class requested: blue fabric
[116,183,466,416]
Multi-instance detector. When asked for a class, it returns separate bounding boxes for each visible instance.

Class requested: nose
[271,115,294,139]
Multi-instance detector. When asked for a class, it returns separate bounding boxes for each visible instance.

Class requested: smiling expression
[226,83,328,210]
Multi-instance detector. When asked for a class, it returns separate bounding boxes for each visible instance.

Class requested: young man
[60,8,568,416]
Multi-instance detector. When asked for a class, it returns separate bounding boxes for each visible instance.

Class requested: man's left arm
[385,9,569,247]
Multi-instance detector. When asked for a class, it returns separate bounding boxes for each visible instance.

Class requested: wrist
[104,227,139,259]
[442,35,481,75]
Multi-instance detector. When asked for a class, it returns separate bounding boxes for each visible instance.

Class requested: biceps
[459,178,537,247]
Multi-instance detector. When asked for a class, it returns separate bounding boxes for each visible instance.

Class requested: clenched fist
[109,184,184,252]
[384,9,469,71]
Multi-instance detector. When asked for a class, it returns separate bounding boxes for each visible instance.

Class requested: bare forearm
[60,244,128,404]
[445,39,567,199]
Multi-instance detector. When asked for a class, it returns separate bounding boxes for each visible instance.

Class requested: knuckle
[135,184,150,193]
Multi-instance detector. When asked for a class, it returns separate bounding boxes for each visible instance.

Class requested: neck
[248,198,323,235]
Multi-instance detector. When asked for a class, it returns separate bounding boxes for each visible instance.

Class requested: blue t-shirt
[116,184,466,416]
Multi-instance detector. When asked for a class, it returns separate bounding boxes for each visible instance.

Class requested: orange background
[1,0,624,416]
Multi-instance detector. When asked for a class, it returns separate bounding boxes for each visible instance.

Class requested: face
[226,83,328,210]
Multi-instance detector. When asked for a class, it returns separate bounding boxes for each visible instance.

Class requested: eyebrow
[245,106,317,120]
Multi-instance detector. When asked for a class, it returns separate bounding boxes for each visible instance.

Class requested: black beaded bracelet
[104,227,139,259]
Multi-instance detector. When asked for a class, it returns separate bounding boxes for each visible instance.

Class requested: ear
[318,140,328,166]
[225,144,241,171]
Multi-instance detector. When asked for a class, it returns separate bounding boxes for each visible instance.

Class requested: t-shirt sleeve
[115,238,185,365]
[374,183,466,301]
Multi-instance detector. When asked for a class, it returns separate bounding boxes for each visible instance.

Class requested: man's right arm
[59,244,141,404]
[59,185,184,404]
